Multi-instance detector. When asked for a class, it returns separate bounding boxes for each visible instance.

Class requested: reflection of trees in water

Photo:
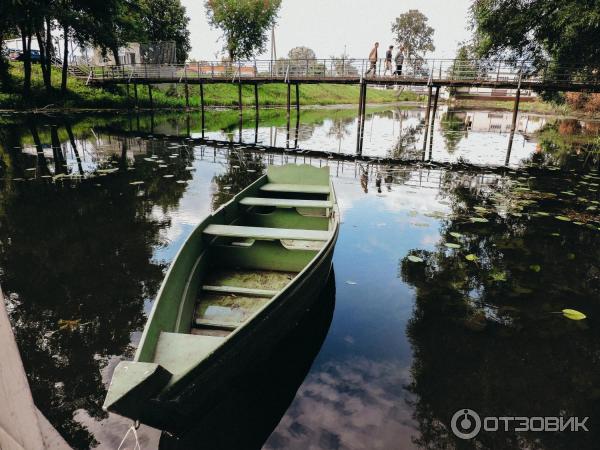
[326,116,354,144]
[439,112,468,153]
[388,124,423,159]
[211,149,266,209]
[529,122,600,170]
[0,119,196,449]
[399,170,600,449]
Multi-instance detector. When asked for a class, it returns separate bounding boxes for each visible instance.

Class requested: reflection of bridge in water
[75,58,598,164]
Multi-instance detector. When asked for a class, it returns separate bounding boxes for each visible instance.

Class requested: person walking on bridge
[365,42,379,76]
[384,45,394,76]
[394,47,405,76]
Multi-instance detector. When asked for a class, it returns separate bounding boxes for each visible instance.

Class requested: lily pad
[555,216,571,221]
[444,243,461,249]
[470,217,489,223]
[163,174,174,178]
[407,255,424,263]
[129,181,144,186]
[490,271,507,282]
[529,264,541,272]
[450,232,464,239]
[465,254,478,261]
[562,309,586,321]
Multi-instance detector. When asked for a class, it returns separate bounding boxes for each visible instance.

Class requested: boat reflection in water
[159,271,336,450]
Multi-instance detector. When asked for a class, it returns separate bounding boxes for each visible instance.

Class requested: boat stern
[103,361,172,420]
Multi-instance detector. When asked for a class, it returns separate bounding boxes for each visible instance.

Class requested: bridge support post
[200,82,205,139]
[148,84,153,108]
[184,82,190,109]
[254,82,259,118]
[295,82,300,115]
[506,86,522,165]
[238,81,243,115]
[134,83,138,108]
[428,86,440,160]
[360,82,367,154]
[356,81,365,154]
[421,85,433,155]
[286,82,291,119]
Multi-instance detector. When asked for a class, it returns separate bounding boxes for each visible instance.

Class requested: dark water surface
[0,107,599,449]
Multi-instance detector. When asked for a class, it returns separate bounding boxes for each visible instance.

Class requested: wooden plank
[194,319,239,330]
[260,183,330,194]
[202,285,277,297]
[239,197,332,208]
[203,224,331,241]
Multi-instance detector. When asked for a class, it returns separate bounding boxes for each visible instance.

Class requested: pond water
[0,106,599,450]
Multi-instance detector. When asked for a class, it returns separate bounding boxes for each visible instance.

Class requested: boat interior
[138,165,336,385]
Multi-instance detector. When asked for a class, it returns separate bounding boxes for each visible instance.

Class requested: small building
[451,86,537,102]
[91,43,141,66]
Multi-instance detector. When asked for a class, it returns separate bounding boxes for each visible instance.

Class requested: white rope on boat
[117,421,141,450]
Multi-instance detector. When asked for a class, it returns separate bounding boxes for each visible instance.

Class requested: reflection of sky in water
[197,106,548,168]
[264,169,454,449]
[5,112,599,449]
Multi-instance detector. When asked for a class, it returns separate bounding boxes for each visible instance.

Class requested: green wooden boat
[103,164,339,433]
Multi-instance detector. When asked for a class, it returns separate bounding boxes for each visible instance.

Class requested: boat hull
[140,230,337,433]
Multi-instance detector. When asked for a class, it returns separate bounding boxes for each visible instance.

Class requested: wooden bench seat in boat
[201,285,278,297]
[203,224,331,242]
[259,183,330,194]
[239,197,333,209]
[153,332,224,375]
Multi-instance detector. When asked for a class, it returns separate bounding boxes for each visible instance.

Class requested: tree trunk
[21,32,32,96]
[61,25,69,93]
[0,30,8,88]
[112,47,121,66]
[35,28,52,92]
[44,17,53,88]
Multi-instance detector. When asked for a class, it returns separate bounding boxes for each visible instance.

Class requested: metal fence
[81,58,600,87]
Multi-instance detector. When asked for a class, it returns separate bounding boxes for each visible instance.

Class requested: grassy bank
[0,62,421,110]
[450,98,579,117]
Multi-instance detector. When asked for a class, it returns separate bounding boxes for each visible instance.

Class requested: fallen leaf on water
[444,243,461,249]
[58,319,80,332]
[490,271,507,282]
[562,309,586,321]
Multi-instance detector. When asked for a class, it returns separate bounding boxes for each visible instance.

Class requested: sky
[181,0,473,61]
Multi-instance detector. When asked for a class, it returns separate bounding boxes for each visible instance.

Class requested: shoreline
[0,99,599,121]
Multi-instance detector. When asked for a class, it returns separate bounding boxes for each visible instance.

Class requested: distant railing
[80,58,600,87]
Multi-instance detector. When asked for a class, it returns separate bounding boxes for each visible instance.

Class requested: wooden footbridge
[75,57,599,162]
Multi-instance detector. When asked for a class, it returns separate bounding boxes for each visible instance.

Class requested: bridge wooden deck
[79,58,600,92]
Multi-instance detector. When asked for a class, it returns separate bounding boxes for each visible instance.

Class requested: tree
[391,10,435,62]
[205,0,282,60]
[288,46,316,61]
[138,0,191,63]
[471,0,600,69]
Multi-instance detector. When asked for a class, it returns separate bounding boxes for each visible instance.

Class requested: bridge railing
[82,58,600,87]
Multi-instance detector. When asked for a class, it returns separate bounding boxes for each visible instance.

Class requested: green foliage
[391,10,435,61]
[471,0,600,69]
[205,0,282,59]
[0,62,410,109]
[138,0,191,63]
[288,47,316,60]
